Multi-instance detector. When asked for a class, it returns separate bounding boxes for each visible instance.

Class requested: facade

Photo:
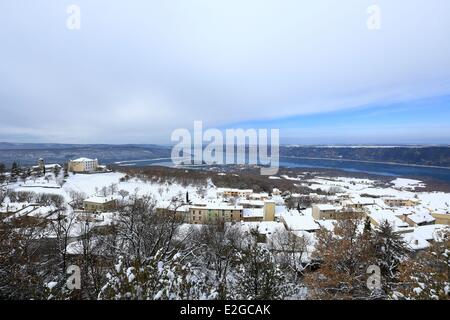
[312,204,339,220]
[431,212,450,225]
[189,204,243,224]
[68,158,99,173]
[32,158,61,173]
[217,188,253,198]
[241,201,276,223]
[281,212,320,232]
[405,212,436,227]
[83,196,117,212]
[384,198,419,207]
[263,200,276,221]
[312,204,365,220]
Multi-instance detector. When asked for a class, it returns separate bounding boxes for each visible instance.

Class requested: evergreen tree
[233,242,287,300]
[11,161,19,177]
[372,220,411,288]
[99,252,216,300]
[364,216,372,234]
[396,229,449,300]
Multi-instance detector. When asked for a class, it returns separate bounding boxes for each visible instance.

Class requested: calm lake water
[116,156,450,184]
[279,157,450,183]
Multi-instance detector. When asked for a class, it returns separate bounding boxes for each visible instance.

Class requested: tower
[38,158,45,171]
[263,200,276,221]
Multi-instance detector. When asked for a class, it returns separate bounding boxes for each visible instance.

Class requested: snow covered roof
[190,204,243,210]
[282,212,320,231]
[239,199,265,207]
[349,195,375,205]
[369,210,409,229]
[402,233,430,250]
[243,208,263,217]
[236,221,285,235]
[217,188,253,193]
[412,224,449,241]
[408,212,435,224]
[315,219,337,231]
[32,164,61,169]
[84,196,116,203]
[71,157,97,162]
[249,192,269,198]
[315,204,338,211]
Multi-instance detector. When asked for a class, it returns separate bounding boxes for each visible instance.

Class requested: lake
[115,156,450,184]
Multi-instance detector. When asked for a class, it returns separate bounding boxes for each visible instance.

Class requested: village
[1,156,449,260]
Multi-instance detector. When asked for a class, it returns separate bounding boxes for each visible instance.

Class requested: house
[239,199,265,208]
[188,199,276,224]
[242,208,264,222]
[248,192,270,201]
[189,203,243,224]
[402,224,449,250]
[281,211,320,232]
[217,188,253,199]
[68,157,99,173]
[312,204,365,220]
[368,210,410,232]
[405,212,435,227]
[31,158,61,173]
[342,195,375,209]
[384,198,419,207]
[431,211,450,225]
[155,203,190,221]
[312,204,338,220]
[83,196,117,212]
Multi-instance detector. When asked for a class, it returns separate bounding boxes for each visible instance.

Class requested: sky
[0,0,450,144]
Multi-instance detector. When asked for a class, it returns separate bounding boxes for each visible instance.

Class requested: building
[263,200,276,221]
[405,212,435,227]
[83,196,117,212]
[68,158,99,173]
[431,211,450,225]
[187,200,276,224]
[31,158,61,173]
[242,208,264,222]
[248,192,270,201]
[217,188,253,199]
[368,210,410,232]
[342,196,375,209]
[312,204,365,220]
[312,204,339,220]
[384,198,419,207]
[239,199,265,208]
[281,212,320,232]
[189,203,243,224]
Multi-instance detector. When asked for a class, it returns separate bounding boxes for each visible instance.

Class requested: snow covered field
[2,169,450,254]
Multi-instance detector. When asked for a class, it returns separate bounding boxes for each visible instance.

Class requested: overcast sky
[1,0,450,144]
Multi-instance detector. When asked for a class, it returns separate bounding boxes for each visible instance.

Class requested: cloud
[0,0,450,143]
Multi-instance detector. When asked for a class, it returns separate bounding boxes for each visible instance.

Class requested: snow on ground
[417,192,450,211]
[391,178,425,190]
[3,170,450,253]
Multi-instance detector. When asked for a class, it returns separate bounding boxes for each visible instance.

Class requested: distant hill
[0,143,172,166]
[280,146,450,167]
[1,143,449,168]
